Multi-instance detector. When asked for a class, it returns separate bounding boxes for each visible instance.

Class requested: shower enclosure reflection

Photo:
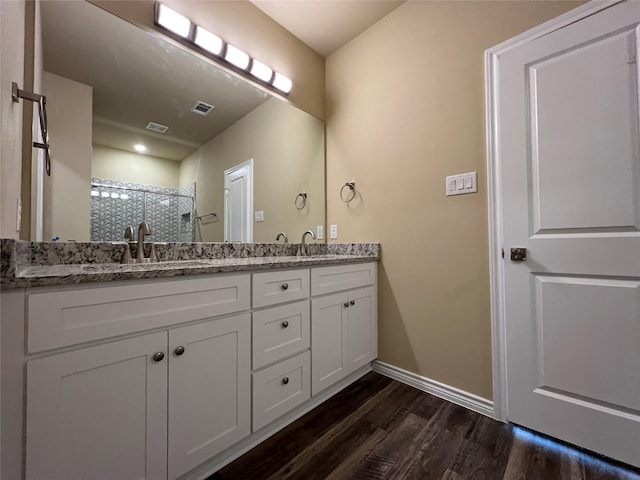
[90,179,195,242]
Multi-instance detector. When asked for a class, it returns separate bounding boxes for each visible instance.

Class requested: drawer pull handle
[350,300,355,306]
[174,346,185,356]
[344,302,349,308]
[281,283,289,290]
[281,321,289,328]
[282,377,289,385]
[152,352,165,362]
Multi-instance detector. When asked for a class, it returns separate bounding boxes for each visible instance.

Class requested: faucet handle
[149,243,158,263]
[120,243,133,264]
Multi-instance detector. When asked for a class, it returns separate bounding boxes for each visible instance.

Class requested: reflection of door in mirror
[224,160,253,243]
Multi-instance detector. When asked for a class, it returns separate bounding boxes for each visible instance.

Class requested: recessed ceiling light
[194,26,223,56]
[134,144,147,153]
[155,4,192,38]
[250,59,273,83]
[224,44,250,70]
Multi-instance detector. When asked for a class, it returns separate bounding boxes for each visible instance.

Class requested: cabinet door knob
[344,302,349,308]
[281,283,289,290]
[174,346,185,356]
[281,321,289,328]
[152,352,165,362]
[282,377,289,385]
[350,300,355,306]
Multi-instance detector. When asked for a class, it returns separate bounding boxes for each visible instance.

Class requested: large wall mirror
[39,0,325,243]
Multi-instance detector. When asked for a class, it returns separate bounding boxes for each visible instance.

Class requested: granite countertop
[1,240,380,289]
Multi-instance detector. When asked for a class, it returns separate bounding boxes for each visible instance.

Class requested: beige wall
[42,72,92,242]
[92,145,180,189]
[326,0,583,399]
[180,98,324,243]
[91,0,325,120]
[1,1,26,239]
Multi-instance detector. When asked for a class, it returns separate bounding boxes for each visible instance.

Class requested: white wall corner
[372,361,495,419]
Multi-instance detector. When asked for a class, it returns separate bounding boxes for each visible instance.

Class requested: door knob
[510,248,527,261]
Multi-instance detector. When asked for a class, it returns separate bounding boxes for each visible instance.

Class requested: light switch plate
[446,171,477,196]
[254,210,264,222]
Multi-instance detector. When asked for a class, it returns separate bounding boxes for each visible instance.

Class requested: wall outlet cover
[330,224,338,239]
[316,225,324,240]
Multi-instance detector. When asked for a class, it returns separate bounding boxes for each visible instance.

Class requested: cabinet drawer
[253,269,310,308]
[252,351,310,431]
[252,300,310,369]
[27,274,250,353]
[311,262,376,296]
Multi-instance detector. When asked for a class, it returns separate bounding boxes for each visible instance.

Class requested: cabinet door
[348,286,378,371]
[26,332,168,480]
[168,313,251,480]
[311,293,349,395]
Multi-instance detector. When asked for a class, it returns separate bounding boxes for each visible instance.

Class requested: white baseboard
[372,360,495,419]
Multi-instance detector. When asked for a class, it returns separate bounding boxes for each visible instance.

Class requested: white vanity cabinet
[23,274,251,480]
[5,261,377,480]
[311,263,377,395]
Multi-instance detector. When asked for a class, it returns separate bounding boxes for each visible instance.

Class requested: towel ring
[295,192,307,210]
[340,182,356,202]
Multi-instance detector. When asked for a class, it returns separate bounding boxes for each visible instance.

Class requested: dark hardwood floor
[209,373,640,480]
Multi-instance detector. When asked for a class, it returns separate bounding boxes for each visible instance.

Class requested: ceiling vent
[191,101,215,116]
[146,122,169,133]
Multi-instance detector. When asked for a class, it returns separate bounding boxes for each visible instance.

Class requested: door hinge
[501,248,505,259]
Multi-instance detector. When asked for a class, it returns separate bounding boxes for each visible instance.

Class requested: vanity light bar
[194,26,223,56]
[153,2,292,95]
[225,44,251,70]
[155,4,191,39]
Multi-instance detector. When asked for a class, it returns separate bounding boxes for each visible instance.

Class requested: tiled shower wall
[90,179,195,242]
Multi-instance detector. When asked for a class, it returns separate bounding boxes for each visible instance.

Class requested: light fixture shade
[133,144,147,153]
[250,59,273,83]
[224,44,250,70]
[194,26,223,56]
[272,72,293,94]
[155,3,191,38]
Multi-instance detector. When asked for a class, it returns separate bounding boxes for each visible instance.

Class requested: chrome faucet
[124,225,134,242]
[136,221,151,263]
[300,230,316,256]
[276,232,288,244]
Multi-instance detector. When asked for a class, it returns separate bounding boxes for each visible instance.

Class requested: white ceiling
[250,0,406,57]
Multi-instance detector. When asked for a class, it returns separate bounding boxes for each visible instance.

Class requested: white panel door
[499,0,640,466]
[167,313,251,480]
[26,332,168,480]
[224,159,253,242]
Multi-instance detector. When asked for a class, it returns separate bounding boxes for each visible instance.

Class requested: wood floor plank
[212,373,640,480]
